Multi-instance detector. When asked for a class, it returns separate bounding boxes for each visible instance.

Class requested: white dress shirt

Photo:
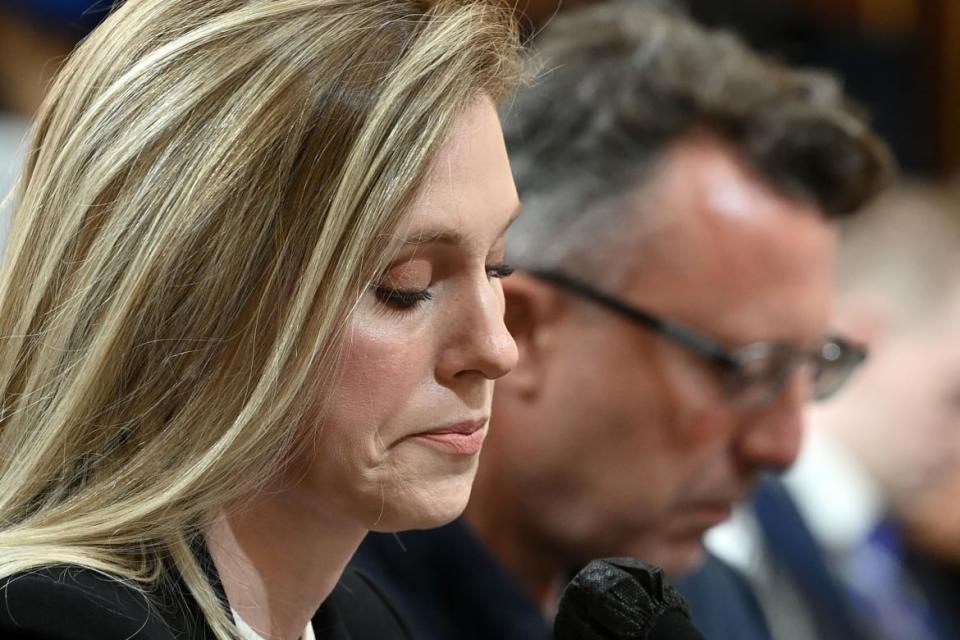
[233,610,316,640]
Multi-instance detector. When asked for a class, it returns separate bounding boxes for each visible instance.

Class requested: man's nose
[735,376,807,472]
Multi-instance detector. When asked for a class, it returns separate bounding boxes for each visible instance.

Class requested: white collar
[232,610,316,640]
[707,427,886,573]
[781,427,886,552]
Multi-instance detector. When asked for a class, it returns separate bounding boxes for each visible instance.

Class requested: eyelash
[374,287,434,309]
[374,262,515,311]
[488,263,515,279]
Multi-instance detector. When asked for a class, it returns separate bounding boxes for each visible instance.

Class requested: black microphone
[554,558,704,640]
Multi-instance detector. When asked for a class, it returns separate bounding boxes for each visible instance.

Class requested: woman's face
[294,96,520,531]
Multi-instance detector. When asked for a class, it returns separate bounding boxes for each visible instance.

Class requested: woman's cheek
[290,318,431,520]
[329,317,428,442]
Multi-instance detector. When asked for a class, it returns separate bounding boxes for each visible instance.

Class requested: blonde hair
[0,0,519,636]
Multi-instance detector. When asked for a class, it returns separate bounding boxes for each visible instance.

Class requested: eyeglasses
[529,269,867,409]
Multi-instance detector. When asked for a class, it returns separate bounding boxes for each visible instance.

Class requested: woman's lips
[411,419,488,455]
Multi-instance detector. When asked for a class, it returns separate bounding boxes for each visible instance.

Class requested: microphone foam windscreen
[555,557,703,640]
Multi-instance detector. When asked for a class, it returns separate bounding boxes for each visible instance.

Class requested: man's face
[480,135,837,576]
[813,285,960,509]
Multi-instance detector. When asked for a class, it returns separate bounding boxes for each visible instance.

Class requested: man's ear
[501,271,564,399]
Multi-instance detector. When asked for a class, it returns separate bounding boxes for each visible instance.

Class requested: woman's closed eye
[374,259,433,310]
[375,286,433,310]
[486,262,515,279]
[375,262,514,312]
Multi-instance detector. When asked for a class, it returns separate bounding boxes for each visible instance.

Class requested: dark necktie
[752,474,871,640]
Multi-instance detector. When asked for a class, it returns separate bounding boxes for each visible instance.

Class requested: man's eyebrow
[400,202,523,247]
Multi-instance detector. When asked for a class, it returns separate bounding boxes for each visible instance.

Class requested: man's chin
[659,539,707,579]
[623,533,707,579]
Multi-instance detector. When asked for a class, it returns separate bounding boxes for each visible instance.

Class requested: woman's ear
[500,271,564,399]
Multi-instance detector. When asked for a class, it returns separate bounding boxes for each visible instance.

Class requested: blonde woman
[0,1,522,638]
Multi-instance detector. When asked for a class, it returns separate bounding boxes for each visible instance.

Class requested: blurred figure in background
[508,0,604,36]
[901,433,960,612]
[353,3,890,639]
[0,1,109,244]
[905,424,960,563]
[707,185,960,640]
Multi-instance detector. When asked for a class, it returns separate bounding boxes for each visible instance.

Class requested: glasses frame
[528,269,868,405]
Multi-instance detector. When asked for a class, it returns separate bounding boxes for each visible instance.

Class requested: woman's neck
[205,489,367,640]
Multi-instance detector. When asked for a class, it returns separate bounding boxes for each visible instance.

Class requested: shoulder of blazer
[0,565,214,640]
[0,561,412,640]
[316,568,414,640]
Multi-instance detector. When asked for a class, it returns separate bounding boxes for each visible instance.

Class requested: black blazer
[0,544,412,639]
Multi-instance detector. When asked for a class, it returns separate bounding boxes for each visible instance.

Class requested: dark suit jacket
[676,553,773,640]
[352,519,552,640]
[0,543,412,639]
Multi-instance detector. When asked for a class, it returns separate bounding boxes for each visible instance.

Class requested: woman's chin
[366,474,477,532]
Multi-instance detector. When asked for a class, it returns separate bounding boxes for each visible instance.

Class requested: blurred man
[901,427,960,626]
[905,416,960,567]
[353,4,890,638]
[707,186,960,640]
[0,1,110,247]
[510,0,604,30]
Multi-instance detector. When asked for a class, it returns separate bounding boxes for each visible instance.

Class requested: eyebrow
[400,202,522,247]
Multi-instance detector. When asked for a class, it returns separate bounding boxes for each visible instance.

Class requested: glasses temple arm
[528,269,738,368]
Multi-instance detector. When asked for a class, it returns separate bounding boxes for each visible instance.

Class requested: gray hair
[503,1,892,279]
